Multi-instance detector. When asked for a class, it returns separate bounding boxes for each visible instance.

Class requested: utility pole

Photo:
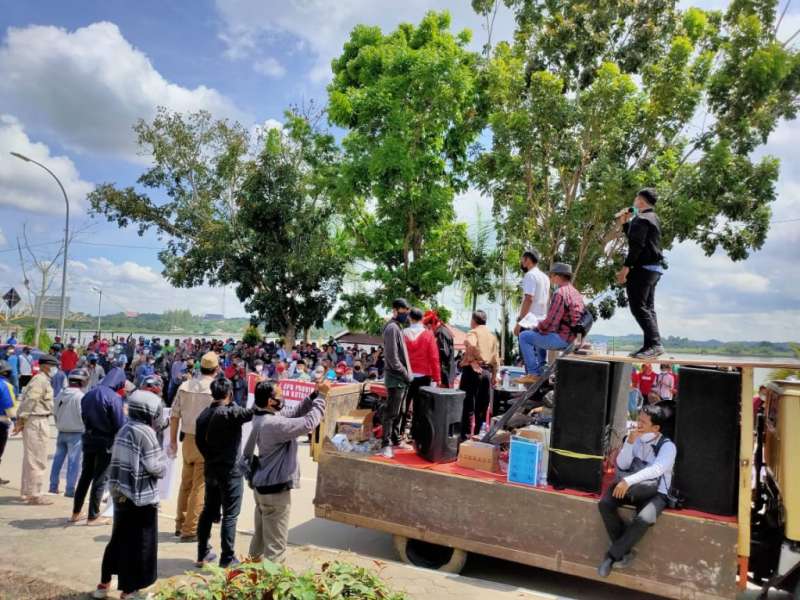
[92,286,103,335]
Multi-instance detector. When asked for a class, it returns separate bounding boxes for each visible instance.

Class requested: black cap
[392,298,410,310]
[38,355,59,366]
[638,188,657,205]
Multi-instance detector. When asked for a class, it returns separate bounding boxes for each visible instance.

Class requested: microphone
[614,207,634,220]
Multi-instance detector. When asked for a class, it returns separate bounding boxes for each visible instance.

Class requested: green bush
[22,326,53,351]
[154,560,408,600]
[243,325,262,347]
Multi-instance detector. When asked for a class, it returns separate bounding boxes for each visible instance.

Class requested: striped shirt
[108,417,167,506]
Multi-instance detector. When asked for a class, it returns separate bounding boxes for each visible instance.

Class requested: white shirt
[19,353,33,376]
[521,266,550,321]
[616,434,676,496]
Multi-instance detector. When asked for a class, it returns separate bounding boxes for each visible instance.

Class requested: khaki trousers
[175,434,205,536]
[249,489,291,563]
[21,416,49,498]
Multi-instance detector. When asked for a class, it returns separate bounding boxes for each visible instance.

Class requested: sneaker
[632,346,664,360]
[196,548,217,568]
[628,347,645,358]
[174,529,181,537]
[0,477,10,485]
[616,551,636,569]
[513,374,541,385]
[380,446,394,459]
[91,583,109,599]
[597,556,614,578]
[394,441,412,450]
[220,557,241,569]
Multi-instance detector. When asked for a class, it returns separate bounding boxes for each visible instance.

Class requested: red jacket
[61,349,79,372]
[402,325,441,385]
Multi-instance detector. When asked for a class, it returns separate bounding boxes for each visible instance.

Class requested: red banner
[278,380,317,409]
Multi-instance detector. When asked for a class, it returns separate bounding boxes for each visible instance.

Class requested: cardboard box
[457,440,500,473]
[508,436,541,486]
[335,409,373,442]
[517,425,550,485]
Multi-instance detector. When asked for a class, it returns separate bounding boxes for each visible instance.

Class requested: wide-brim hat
[38,355,59,366]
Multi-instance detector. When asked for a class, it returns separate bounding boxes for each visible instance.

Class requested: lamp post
[92,286,103,335]
[10,151,70,339]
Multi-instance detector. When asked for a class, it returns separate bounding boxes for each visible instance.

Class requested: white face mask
[640,432,658,443]
[255,365,263,373]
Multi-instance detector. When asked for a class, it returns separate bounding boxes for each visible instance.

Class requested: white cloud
[0,115,94,213]
[0,22,246,161]
[213,0,515,82]
[253,57,286,78]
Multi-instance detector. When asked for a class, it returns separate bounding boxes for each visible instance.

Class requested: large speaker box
[412,387,464,463]
[548,358,630,493]
[674,367,741,516]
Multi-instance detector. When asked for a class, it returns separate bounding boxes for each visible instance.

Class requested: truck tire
[393,535,468,574]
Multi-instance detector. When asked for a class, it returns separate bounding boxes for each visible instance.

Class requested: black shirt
[623,208,664,269]
[195,402,253,474]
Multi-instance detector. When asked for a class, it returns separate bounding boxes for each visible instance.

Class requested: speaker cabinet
[549,358,630,493]
[412,387,465,463]
[674,367,741,516]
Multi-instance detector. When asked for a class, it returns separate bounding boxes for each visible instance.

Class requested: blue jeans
[49,431,83,495]
[519,330,568,375]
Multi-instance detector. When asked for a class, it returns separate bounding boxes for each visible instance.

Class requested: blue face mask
[396,312,409,324]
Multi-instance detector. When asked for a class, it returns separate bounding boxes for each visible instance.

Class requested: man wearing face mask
[380,299,414,458]
[616,188,666,360]
[14,354,59,505]
[597,403,676,577]
[514,250,550,338]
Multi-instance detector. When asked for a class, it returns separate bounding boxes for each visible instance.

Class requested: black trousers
[626,268,662,348]
[598,483,668,561]
[0,421,8,464]
[73,447,112,520]
[197,469,244,566]
[459,367,491,440]
[381,386,408,447]
[101,497,157,593]
[396,376,431,442]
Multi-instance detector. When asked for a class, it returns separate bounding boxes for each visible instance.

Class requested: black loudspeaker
[674,367,741,516]
[549,358,630,493]
[412,387,464,463]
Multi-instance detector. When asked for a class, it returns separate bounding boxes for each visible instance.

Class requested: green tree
[472,0,800,311]
[453,211,499,313]
[89,108,346,349]
[328,11,484,312]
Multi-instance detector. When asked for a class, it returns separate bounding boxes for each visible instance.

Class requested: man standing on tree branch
[616,188,665,360]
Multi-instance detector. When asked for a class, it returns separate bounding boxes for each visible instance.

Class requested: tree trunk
[500,257,507,365]
[471,292,478,314]
[282,323,296,352]
[303,327,310,343]
[34,270,46,349]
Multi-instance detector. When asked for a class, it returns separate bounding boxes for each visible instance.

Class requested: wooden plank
[315,451,739,600]
[582,354,800,370]
[737,366,754,589]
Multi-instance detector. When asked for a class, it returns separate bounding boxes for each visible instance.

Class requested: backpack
[615,435,682,508]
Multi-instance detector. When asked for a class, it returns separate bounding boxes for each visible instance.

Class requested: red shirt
[638,369,656,396]
[536,282,585,342]
[631,370,640,388]
[402,326,441,385]
[61,349,79,372]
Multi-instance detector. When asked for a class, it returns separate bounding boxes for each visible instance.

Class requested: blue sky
[0,0,798,341]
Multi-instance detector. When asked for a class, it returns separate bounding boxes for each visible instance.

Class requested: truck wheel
[393,535,468,574]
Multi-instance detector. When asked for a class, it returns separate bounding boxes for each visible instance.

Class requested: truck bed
[314,449,739,600]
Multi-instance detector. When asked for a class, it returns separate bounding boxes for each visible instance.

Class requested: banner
[278,380,317,410]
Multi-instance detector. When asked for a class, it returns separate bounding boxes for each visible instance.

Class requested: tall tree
[328,11,484,311]
[453,211,499,313]
[88,108,345,348]
[472,0,800,311]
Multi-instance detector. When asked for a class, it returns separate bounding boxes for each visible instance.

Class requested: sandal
[69,512,86,523]
[87,517,112,526]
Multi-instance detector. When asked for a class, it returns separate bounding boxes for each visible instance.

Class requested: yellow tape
[549,447,605,460]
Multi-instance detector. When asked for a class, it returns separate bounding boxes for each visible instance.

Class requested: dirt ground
[0,569,88,600]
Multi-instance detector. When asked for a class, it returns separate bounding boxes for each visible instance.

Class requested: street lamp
[10,151,70,339]
[91,286,103,335]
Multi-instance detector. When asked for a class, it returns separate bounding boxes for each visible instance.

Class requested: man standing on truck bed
[380,298,413,459]
[597,403,676,577]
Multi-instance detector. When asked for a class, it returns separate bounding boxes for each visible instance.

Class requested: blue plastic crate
[508,436,541,486]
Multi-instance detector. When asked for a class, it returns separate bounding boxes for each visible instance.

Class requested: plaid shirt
[536,282,585,342]
[108,419,166,506]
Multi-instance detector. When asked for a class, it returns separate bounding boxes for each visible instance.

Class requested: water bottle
[479,422,488,436]
[502,370,510,389]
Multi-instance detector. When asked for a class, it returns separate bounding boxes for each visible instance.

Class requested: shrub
[242,325,261,347]
[22,326,53,351]
[153,559,408,600]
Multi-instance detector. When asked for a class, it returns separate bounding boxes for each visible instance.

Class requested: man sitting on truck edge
[597,403,676,577]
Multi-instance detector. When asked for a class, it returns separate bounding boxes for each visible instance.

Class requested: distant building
[124,311,140,318]
[203,313,224,321]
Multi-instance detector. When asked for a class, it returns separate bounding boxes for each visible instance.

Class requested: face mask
[396,313,408,324]
[255,365,263,373]
[640,432,658,443]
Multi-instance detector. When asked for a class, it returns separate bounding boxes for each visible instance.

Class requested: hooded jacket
[402,323,441,385]
[80,367,127,451]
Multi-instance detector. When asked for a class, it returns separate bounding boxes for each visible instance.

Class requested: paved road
[0,423,790,599]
